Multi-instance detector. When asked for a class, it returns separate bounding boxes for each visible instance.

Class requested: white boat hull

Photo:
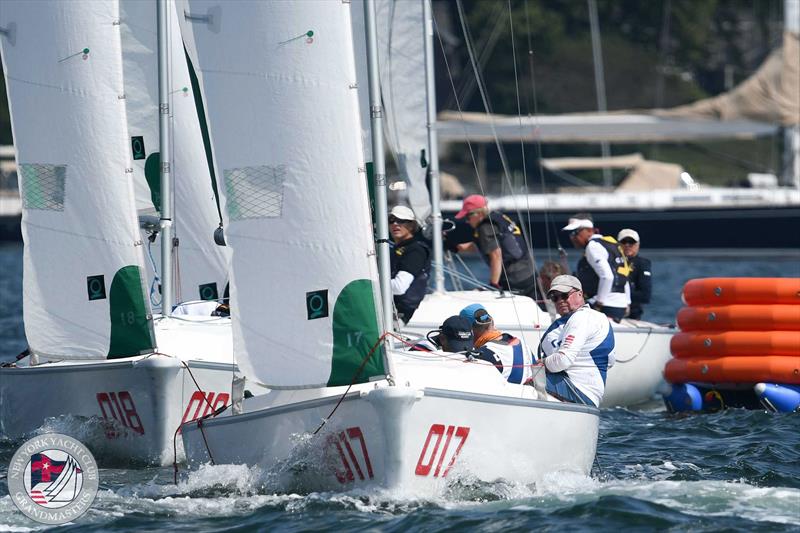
[405,291,674,408]
[182,349,599,494]
[0,316,243,465]
[183,385,598,494]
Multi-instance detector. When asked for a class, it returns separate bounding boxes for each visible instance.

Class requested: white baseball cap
[389,205,416,222]
[617,229,640,243]
[548,274,582,295]
[562,218,594,231]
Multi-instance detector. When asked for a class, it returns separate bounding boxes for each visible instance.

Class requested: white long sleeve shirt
[585,236,630,309]
[540,304,616,407]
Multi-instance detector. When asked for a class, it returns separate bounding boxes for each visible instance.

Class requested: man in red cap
[454,195,537,300]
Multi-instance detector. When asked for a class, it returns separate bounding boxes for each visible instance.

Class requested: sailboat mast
[157,0,173,316]
[364,0,394,336]
[423,0,444,293]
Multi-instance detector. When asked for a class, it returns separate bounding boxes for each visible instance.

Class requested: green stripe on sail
[108,265,155,359]
[144,153,161,212]
[365,161,376,227]
[328,279,384,387]
[184,47,224,223]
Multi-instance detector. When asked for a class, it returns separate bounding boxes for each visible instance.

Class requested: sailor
[538,275,615,407]
[412,315,474,353]
[617,228,652,320]
[453,195,538,300]
[563,213,631,322]
[536,259,567,313]
[460,303,533,384]
[389,205,431,324]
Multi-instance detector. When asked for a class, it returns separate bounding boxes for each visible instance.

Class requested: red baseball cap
[455,194,487,219]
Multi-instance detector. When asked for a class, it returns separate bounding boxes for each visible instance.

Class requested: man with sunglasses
[389,205,431,324]
[563,213,630,323]
[537,275,615,407]
[453,195,537,300]
[617,229,651,320]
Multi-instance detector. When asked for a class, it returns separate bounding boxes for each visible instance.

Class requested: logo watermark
[7,433,99,525]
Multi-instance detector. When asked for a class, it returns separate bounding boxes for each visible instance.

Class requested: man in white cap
[617,228,651,320]
[562,212,630,322]
[453,194,537,299]
[389,205,431,324]
[537,275,615,407]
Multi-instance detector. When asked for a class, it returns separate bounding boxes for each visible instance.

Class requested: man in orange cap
[453,195,537,300]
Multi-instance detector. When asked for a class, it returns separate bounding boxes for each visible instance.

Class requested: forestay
[118,1,229,306]
[179,0,385,388]
[0,0,155,359]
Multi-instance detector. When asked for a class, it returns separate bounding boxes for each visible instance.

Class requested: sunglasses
[569,228,586,237]
[620,239,638,245]
[549,290,577,302]
[389,217,412,225]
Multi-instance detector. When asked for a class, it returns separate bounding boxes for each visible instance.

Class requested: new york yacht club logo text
[7,433,99,525]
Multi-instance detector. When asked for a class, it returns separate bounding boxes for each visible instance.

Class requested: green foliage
[439,0,785,191]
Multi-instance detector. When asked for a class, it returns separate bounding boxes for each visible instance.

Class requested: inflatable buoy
[677,305,800,332]
[755,383,800,412]
[665,356,800,384]
[683,278,800,306]
[664,277,800,412]
[670,331,800,358]
[663,383,703,412]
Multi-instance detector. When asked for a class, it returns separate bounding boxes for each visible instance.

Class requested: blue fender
[663,383,703,412]
[755,383,800,413]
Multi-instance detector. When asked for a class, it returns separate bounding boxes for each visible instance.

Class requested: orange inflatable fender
[670,331,800,358]
[682,278,800,306]
[677,305,800,332]
[665,356,800,384]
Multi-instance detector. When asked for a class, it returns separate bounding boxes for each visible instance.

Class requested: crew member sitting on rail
[460,304,532,384]
[538,275,615,407]
[410,315,474,353]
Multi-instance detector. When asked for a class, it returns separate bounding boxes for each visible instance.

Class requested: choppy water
[1,242,799,531]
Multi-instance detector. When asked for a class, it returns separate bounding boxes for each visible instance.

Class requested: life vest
[391,238,431,321]
[475,212,527,268]
[576,236,631,299]
[474,332,528,384]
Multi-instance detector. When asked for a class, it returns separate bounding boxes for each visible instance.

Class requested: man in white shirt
[538,275,615,407]
[563,213,630,322]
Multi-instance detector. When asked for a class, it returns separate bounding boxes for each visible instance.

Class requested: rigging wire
[507,0,545,305]
[524,0,565,262]
[450,0,547,329]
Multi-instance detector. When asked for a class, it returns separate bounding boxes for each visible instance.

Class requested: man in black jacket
[617,229,651,320]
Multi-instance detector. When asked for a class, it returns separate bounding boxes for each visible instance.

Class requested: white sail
[118,1,230,306]
[0,0,155,359]
[179,0,385,388]
[377,0,431,221]
[350,0,431,221]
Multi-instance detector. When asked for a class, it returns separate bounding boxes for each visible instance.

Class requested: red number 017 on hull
[415,424,470,478]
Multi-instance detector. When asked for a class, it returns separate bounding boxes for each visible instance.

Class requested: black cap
[438,315,474,352]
